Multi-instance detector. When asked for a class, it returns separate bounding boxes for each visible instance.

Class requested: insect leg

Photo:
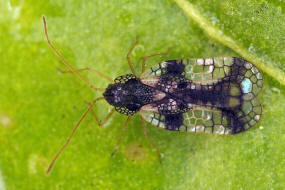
[46,97,105,174]
[141,48,171,74]
[43,16,103,92]
[58,67,113,83]
[126,38,139,76]
[140,116,162,163]
[111,116,132,157]
[90,107,115,126]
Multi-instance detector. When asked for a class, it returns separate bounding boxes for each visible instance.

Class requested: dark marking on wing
[223,109,245,134]
[139,57,263,135]
[165,60,185,76]
[164,113,183,131]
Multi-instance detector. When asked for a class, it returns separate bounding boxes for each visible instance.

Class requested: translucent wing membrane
[142,57,262,91]
[140,97,262,134]
[140,57,263,134]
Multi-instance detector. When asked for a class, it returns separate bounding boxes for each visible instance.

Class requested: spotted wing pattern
[140,57,263,134]
[141,57,263,96]
[140,96,261,134]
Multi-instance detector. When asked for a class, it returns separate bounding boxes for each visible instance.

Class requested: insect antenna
[42,16,105,92]
[46,97,105,174]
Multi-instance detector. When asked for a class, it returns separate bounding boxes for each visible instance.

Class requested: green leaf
[174,0,285,85]
[0,0,284,189]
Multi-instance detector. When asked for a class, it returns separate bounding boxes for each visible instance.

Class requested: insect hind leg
[111,116,132,157]
[141,48,171,74]
[140,116,162,163]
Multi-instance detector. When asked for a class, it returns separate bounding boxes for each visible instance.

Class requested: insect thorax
[103,74,157,115]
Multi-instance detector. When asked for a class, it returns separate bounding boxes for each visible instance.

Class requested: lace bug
[43,16,263,173]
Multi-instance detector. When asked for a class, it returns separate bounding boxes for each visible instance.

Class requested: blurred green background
[0,0,285,189]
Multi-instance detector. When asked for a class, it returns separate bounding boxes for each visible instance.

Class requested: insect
[43,16,263,173]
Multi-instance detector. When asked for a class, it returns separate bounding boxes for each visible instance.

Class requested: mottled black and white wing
[141,57,263,100]
[140,57,263,134]
[140,96,262,135]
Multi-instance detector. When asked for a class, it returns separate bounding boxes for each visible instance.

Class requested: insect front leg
[126,38,139,76]
[58,67,113,83]
[141,47,171,74]
[90,107,115,126]
[46,97,105,174]
[111,116,132,157]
